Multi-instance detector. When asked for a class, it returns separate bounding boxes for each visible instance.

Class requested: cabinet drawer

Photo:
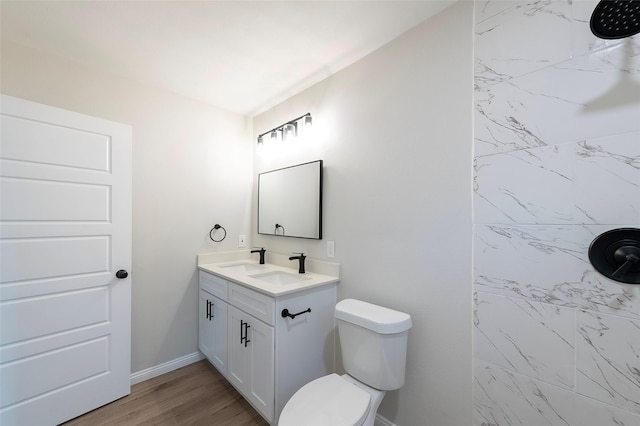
[199,271,228,301]
[229,283,275,325]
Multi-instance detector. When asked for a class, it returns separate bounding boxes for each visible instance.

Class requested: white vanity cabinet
[198,269,337,425]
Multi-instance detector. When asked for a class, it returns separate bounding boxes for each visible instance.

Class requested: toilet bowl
[278,299,412,426]
[278,373,383,426]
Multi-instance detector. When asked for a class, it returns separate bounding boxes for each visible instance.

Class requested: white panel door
[0,95,132,425]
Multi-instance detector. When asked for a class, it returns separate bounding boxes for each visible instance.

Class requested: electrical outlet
[327,240,335,258]
[239,235,246,248]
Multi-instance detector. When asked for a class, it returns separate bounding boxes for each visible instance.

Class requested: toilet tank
[335,299,412,391]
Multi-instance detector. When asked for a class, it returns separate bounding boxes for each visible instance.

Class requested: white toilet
[279,298,412,426]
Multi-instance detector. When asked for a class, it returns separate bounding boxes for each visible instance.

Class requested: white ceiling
[1,0,454,116]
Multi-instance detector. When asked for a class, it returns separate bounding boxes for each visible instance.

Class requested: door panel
[1,236,110,282]
[1,337,109,407]
[0,113,111,171]
[0,95,132,426]
[1,286,109,344]
[0,273,112,301]
[1,177,110,221]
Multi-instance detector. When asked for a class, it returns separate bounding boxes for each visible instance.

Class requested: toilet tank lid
[335,299,412,334]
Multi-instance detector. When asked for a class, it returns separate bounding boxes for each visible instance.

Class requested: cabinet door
[246,314,274,422]
[199,290,228,374]
[199,289,215,360]
[227,306,250,390]
[210,296,228,374]
[227,306,274,422]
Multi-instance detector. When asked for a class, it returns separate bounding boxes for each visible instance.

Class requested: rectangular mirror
[258,160,322,239]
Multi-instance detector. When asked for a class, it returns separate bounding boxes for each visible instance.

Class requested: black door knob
[116,270,129,279]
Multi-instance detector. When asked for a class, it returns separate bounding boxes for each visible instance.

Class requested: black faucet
[251,247,266,264]
[289,253,306,274]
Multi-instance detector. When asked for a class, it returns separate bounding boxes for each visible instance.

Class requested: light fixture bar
[257,112,311,144]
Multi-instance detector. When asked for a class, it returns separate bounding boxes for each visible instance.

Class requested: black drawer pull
[240,320,251,347]
[206,300,214,320]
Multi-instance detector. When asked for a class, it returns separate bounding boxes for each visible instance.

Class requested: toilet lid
[279,374,371,426]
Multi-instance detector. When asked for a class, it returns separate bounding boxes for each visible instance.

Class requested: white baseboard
[375,413,398,426]
[130,351,205,385]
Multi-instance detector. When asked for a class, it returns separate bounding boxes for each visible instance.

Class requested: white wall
[473,1,640,424]
[253,3,474,425]
[0,40,254,373]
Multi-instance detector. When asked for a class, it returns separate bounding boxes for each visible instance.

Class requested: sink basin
[249,271,310,285]
[219,263,265,274]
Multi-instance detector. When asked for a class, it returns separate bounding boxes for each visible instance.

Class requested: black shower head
[590,0,640,39]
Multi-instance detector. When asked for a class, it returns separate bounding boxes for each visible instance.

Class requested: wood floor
[63,360,269,426]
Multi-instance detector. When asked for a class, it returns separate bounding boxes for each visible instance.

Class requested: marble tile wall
[473,1,640,425]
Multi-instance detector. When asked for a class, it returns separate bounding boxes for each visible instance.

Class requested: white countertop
[198,259,339,297]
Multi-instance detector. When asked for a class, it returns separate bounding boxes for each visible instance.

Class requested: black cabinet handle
[206,300,214,321]
[240,320,251,347]
[281,308,311,319]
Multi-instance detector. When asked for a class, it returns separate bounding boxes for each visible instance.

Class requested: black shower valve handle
[588,228,640,285]
[612,252,640,279]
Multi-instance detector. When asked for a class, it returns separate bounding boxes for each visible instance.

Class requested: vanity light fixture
[256,113,312,145]
[283,123,296,140]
